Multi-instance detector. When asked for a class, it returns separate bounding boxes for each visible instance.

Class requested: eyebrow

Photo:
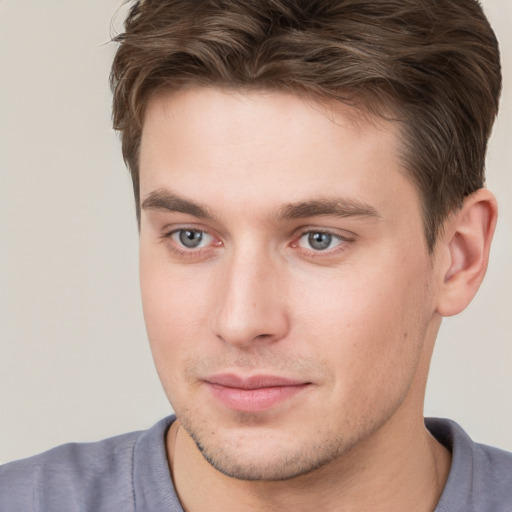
[275,198,381,221]
[141,189,214,219]
[142,189,380,223]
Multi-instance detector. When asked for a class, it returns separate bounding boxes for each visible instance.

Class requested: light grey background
[1,0,510,463]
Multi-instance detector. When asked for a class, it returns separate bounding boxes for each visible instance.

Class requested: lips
[204,374,310,412]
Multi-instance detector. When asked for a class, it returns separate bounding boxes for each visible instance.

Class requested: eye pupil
[308,232,332,250]
[179,229,203,248]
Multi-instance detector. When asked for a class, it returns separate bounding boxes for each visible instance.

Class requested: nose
[211,245,289,349]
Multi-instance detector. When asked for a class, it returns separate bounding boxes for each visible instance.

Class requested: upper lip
[205,374,310,389]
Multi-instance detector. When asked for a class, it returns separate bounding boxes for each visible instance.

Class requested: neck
[168,410,451,512]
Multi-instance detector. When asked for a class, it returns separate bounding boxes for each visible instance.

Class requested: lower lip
[206,383,309,412]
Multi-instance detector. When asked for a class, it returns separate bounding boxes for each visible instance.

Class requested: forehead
[138,87,418,222]
[141,87,395,150]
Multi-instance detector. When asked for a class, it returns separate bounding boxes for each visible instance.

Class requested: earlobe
[436,189,498,317]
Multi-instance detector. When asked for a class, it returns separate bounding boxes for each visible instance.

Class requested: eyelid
[160,222,218,240]
[290,227,355,255]
[161,225,223,258]
[158,223,354,260]
[291,225,355,242]
[297,231,343,250]
[169,228,213,249]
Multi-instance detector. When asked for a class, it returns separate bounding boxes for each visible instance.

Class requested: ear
[436,188,498,317]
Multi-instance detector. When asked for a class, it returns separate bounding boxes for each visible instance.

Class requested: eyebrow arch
[275,198,381,221]
[141,189,213,219]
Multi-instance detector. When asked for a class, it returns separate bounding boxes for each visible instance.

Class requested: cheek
[294,264,431,393]
[139,248,209,375]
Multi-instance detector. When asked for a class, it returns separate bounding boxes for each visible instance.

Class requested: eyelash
[161,227,352,259]
[161,228,221,259]
[291,229,350,256]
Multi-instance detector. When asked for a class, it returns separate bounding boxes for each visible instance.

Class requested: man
[1,0,511,511]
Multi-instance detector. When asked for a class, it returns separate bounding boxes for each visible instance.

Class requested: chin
[181,418,350,481]
[197,438,344,481]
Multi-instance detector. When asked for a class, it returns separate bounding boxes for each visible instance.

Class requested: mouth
[204,374,312,412]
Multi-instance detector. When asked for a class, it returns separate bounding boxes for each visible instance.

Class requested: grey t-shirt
[1,416,511,511]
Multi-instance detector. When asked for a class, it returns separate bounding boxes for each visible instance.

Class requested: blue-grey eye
[309,232,332,250]
[173,229,207,249]
[298,231,342,251]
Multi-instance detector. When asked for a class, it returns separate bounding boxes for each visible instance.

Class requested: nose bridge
[213,239,288,347]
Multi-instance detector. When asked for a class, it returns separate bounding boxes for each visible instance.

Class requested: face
[139,88,442,480]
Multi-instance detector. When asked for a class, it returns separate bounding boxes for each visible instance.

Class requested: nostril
[254,333,273,340]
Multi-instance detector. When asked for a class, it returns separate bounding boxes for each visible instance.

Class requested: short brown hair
[110,0,501,249]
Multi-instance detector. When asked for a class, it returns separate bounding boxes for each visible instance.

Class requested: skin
[138,87,496,511]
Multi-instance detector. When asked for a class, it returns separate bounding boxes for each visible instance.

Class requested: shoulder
[426,418,512,512]
[0,417,175,512]
[0,431,140,511]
